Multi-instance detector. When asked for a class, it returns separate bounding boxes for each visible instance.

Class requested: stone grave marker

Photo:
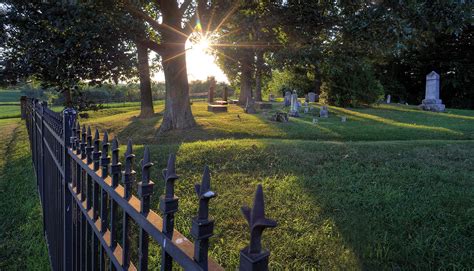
[289,91,300,117]
[319,105,329,118]
[386,94,391,104]
[308,92,317,102]
[284,91,291,106]
[419,71,445,112]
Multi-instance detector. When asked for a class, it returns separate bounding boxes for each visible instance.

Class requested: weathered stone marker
[269,94,276,102]
[386,94,391,104]
[223,86,228,102]
[284,91,291,107]
[419,71,445,112]
[207,76,216,104]
[319,105,329,118]
[289,91,300,117]
[308,92,317,102]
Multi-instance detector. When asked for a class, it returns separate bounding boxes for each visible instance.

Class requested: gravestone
[341,116,347,122]
[304,107,309,114]
[207,76,216,104]
[223,86,228,101]
[312,118,318,124]
[308,92,317,102]
[319,105,329,118]
[289,91,300,117]
[269,94,276,102]
[419,71,445,112]
[284,91,291,107]
[386,94,391,104]
[244,97,257,114]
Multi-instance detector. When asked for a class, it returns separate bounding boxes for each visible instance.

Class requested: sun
[185,33,227,82]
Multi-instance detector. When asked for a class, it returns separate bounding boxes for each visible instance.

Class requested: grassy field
[1,90,473,270]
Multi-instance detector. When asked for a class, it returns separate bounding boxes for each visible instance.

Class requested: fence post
[63,107,76,270]
[239,185,277,271]
[20,96,27,119]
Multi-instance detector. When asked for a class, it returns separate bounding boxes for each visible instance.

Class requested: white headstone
[289,91,300,117]
[308,92,317,102]
[319,105,329,118]
[419,71,445,112]
[284,91,291,106]
[386,94,391,104]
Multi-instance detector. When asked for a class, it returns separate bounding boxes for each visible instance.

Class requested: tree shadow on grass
[0,126,50,270]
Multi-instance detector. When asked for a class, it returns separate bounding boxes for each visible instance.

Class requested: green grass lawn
[0,119,50,270]
[1,96,473,270]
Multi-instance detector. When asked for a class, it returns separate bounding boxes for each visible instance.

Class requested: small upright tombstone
[319,105,329,118]
[341,116,347,122]
[244,97,257,114]
[419,71,445,112]
[386,94,391,104]
[207,76,216,104]
[289,91,300,117]
[284,91,291,107]
[223,86,228,102]
[269,94,276,102]
[308,92,317,102]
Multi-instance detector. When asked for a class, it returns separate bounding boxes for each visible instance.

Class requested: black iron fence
[21,97,277,271]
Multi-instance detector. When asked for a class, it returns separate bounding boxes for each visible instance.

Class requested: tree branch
[138,38,165,56]
[179,0,193,16]
[122,0,164,33]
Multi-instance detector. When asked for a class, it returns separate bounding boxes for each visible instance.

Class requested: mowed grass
[0,119,50,270]
[78,102,474,270]
[117,138,474,270]
[1,92,473,270]
[80,101,474,144]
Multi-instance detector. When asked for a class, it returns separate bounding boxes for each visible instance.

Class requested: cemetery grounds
[1,89,473,270]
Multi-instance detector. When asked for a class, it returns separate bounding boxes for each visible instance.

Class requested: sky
[152,39,228,83]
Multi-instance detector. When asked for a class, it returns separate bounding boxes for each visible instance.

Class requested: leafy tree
[214,0,279,104]
[0,1,138,108]
[116,0,235,131]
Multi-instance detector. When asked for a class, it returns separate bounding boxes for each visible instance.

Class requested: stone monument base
[214,100,228,105]
[207,104,228,113]
[419,99,445,112]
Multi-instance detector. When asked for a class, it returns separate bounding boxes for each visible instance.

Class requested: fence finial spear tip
[103,131,109,144]
[112,137,119,150]
[87,126,92,136]
[143,146,151,164]
[241,184,277,254]
[76,121,80,130]
[125,139,134,157]
[94,128,99,140]
[195,166,216,199]
[163,153,178,181]
[82,124,86,133]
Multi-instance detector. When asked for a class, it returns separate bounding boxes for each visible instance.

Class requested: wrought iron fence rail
[21,96,277,271]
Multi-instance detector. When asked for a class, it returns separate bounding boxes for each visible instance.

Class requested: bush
[321,57,384,107]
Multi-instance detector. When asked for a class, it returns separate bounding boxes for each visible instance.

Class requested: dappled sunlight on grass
[80,101,474,144]
[332,106,464,136]
[125,138,474,269]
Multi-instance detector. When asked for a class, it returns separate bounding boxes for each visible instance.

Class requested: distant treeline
[18,80,233,106]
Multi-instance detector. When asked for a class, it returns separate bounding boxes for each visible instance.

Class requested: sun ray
[163,50,188,63]
[160,23,190,39]
[213,3,240,35]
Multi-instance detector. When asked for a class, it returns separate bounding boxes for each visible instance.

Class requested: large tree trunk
[159,43,196,132]
[314,65,322,95]
[254,50,264,102]
[137,42,154,118]
[238,51,254,105]
[63,88,72,107]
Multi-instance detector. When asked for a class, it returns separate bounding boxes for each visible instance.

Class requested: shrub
[321,56,384,107]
